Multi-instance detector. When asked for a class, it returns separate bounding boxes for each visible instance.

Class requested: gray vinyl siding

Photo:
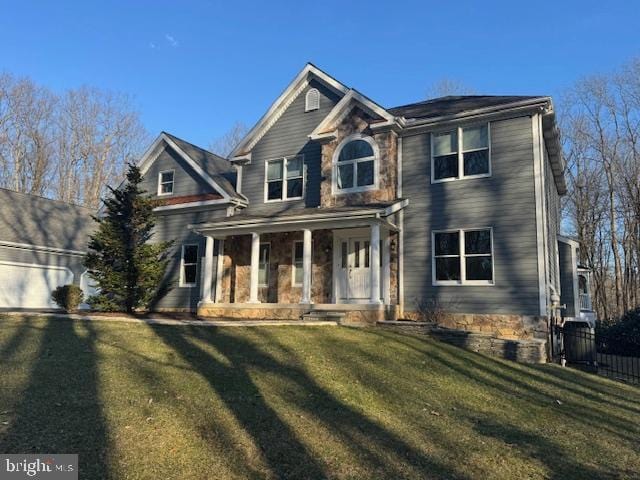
[0,246,86,284]
[544,144,561,293]
[140,147,217,199]
[558,241,576,318]
[402,115,541,316]
[150,207,229,311]
[240,79,342,214]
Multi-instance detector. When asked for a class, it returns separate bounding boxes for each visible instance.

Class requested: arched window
[333,135,377,192]
[305,88,320,112]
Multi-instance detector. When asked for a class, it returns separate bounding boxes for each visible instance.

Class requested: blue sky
[1,1,638,149]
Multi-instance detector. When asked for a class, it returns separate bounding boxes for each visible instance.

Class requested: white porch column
[301,229,312,304]
[249,232,261,303]
[370,223,381,303]
[202,235,215,303]
[214,238,225,303]
[382,228,391,305]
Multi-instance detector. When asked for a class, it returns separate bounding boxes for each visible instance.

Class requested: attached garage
[0,188,93,310]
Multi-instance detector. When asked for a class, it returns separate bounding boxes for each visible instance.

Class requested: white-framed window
[292,240,304,286]
[258,243,270,287]
[333,134,378,194]
[431,123,491,183]
[265,155,304,202]
[432,228,494,286]
[180,244,199,287]
[305,88,320,112]
[158,169,175,196]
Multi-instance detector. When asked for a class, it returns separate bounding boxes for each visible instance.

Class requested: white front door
[336,234,371,302]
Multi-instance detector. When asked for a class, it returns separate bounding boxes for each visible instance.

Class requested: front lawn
[0,316,638,479]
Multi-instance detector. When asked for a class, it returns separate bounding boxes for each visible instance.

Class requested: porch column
[202,235,215,303]
[301,229,312,304]
[214,238,225,303]
[381,228,391,305]
[249,232,261,303]
[370,223,381,303]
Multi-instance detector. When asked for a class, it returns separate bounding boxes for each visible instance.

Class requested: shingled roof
[0,188,94,252]
[388,95,544,121]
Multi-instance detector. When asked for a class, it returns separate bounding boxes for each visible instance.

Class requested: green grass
[0,316,639,479]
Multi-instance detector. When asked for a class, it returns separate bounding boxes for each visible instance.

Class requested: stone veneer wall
[319,107,398,208]
[220,230,334,304]
[401,311,549,340]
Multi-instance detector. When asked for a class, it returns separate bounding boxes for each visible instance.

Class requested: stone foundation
[401,311,549,340]
[378,321,548,363]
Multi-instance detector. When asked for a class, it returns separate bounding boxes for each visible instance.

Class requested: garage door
[0,261,74,309]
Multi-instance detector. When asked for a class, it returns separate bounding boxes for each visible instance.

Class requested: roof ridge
[0,187,92,211]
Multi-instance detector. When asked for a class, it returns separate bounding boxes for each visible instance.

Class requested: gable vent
[305,88,320,112]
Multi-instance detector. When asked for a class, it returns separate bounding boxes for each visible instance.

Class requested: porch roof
[189,199,408,236]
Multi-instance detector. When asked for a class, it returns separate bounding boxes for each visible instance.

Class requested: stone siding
[320,107,398,208]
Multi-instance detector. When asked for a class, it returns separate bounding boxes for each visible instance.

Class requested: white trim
[258,242,270,287]
[331,133,379,195]
[179,244,199,288]
[230,64,349,159]
[263,155,305,203]
[571,242,580,316]
[309,89,399,140]
[305,88,320,112]
[431,228,495,286]
[157,169,175,196]
[397,136,404,315]
[138,133,233,202]
[0,240,86,257]
[532,114,548,316]
[430,123,491,184]
[292,240,304,287]
[301,230,312,303]
[0,260,73,274]
[154,198,243,212]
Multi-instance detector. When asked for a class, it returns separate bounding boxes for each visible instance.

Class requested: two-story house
[137,63,592,339]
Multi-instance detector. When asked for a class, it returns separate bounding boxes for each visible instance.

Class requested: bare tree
[209,121,248,157]
[426,78,476,99]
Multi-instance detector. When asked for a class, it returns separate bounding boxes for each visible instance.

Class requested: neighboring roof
[0,188,94,253]
[230,63,350,161]
[388,95,544,121]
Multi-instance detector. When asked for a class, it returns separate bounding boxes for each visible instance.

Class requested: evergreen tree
[85,164,174,312]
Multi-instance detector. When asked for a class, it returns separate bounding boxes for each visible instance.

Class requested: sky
[1,0,639,149]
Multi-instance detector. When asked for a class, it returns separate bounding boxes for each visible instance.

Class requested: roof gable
[229,63,350,161]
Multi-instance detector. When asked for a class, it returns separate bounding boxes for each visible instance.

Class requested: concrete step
[302,310,346,321]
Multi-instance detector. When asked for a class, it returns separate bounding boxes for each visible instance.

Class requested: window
[265,155,304,202]
[180,244,198,287]
[334,135,377,193]
[433,228,493,285]
[305,88,320,112]
[432,124,490,182]
[258,243,270,286]
[292,241,304,286]
[158,170,175,195]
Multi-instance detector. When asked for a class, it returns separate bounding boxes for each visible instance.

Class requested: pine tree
[85,164,174,313]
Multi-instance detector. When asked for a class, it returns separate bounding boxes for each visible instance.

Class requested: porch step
[302,310,346,322]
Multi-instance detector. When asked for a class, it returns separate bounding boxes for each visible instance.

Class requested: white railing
[579,293,592,311]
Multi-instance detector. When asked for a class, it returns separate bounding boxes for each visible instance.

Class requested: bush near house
[597,307,640,354]
[51,284,84,312]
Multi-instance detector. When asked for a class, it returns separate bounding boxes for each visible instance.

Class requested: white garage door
[0,261,74,309]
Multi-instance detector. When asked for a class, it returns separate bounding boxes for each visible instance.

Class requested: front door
[336,235,371,302]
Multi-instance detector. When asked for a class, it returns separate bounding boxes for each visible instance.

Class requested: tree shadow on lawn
[0,317,111,479]
[0,317,35,362]
[150,324,467,480]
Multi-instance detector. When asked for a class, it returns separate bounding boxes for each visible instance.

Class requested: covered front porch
[190,203,405,323]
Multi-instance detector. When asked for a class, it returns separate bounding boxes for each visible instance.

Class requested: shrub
[51,284,84,312]
[413,297,460,324]
[597,308,640,351]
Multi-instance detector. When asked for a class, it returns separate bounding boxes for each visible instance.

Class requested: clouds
[164,34,179,47]
[148,34,179,50]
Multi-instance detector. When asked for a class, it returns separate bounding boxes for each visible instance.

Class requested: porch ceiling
[189,200,407,236]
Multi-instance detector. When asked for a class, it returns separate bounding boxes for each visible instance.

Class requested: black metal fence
[551,322,640,384]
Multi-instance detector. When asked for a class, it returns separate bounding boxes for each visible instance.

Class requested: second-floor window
[265,155,304,202]
[334,134,377,194]
[432,124,490,182]
[158,170,175,195]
